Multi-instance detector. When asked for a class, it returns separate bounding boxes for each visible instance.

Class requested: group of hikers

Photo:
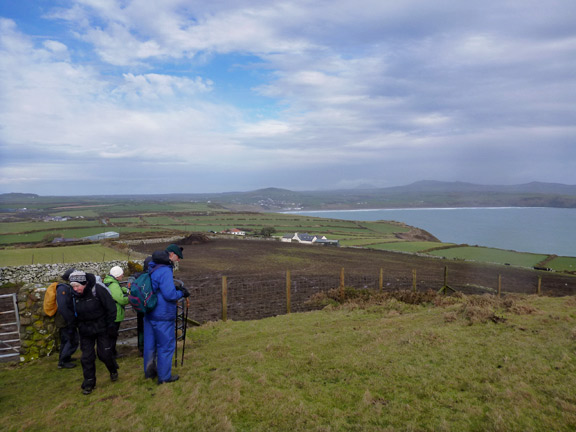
[43,243,190,395]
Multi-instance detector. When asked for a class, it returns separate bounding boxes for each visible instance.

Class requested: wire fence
[113,265,575,343]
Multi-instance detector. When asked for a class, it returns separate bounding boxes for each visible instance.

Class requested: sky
[1,0,575,195]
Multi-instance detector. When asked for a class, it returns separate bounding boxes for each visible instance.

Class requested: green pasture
[107,217,143,224]
[2,209,572,273]
[50,210,101,217]
[368,241,448,253]
[0,220,99,234]
[0,244,130,266]
[141,216,184,225]
[547,256,576,272]
[363,221,410,234]
[0,228,113,244]
[0,226,171,245]
[168,202,229,212]
[338,237,398,247]
[428,246,549,268]
[0,232,60,244]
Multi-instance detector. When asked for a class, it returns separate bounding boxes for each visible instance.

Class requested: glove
[107,326,118,339]
[179,286,190,298]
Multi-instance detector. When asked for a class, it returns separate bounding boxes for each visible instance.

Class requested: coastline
[281,207,576,258]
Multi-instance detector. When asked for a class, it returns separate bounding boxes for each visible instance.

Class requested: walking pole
[181,297,189,366]
[174,303,184,367]
[174,301,179,368]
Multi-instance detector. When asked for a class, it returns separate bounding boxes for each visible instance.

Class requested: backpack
[43,282,59,316]
[95,275,112,295]
[127,265,165,314]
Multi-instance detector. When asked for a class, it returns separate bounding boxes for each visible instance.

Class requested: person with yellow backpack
[43,268,79,369]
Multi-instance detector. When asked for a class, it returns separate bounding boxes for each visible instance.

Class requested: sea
[286,207,576,257]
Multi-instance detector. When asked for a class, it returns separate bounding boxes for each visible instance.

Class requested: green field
[0,244,132,266]
[369,241,453,253]
[2,294,576,431]
[0,211,409,248]
[547,256,576,272]
[1,198,573,272]
[427,246,549,268]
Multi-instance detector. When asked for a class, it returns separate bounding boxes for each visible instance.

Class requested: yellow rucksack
[43,282,58,316]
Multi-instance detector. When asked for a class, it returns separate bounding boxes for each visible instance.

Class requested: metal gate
[0,294,21,362]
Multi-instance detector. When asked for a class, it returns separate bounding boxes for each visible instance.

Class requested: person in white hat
[103,266,128,360]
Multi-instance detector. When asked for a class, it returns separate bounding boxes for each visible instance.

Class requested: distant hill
[1,181,576,210]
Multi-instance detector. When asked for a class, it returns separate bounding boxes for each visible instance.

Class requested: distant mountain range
[2,181,576,210]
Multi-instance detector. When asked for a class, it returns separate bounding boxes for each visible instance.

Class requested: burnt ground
[132,238,576,297]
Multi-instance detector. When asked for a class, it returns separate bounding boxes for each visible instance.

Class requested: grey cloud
[1,1,575,194]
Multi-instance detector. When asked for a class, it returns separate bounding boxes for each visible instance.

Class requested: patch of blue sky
[155,52,282,117]
[1,0,60,36]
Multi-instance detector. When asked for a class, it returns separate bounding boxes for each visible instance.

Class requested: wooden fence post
[438,266,455,295]
[286,270,291,314]
[498,275,502,298]
[412,269,417,292]
[340,267,345,302]
[222,276,228,322]
[379,268,383,292]
[537,276,542,296]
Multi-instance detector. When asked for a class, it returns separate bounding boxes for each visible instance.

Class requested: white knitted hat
[110,266,124,278]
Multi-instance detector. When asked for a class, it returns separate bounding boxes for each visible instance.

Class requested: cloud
[1,1,576,194]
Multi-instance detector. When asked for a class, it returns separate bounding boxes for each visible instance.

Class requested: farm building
[222,228,246,236]
[82,231,120,241]
[281,233,338,246]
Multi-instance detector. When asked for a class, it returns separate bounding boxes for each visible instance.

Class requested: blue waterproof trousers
[143,317,176,383]
[58,324,79,365]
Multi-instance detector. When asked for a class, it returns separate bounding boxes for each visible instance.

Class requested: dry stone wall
[17,284,57,362]
[0,260,144,286]
[3,260,142,363]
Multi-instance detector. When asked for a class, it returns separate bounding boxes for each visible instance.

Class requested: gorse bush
[307,287,541,326]
[127,260,143,274]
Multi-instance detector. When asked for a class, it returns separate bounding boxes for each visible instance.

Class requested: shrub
[127,260,143,275]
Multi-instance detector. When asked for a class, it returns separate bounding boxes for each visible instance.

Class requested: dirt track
[133,238,576,297]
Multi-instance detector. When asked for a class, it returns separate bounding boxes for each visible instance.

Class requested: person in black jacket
[54,267,79,369]
[67,270,119,395]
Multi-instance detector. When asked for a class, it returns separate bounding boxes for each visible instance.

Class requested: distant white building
[221,228,246,236]
[281,233,338,246]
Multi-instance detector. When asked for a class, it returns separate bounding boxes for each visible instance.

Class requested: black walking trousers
[80,333,117,387]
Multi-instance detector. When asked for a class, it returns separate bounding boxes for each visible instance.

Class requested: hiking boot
[110,372,119,382]
[158,375,179,385]
[58,362,76,369]
[81,380,95,395]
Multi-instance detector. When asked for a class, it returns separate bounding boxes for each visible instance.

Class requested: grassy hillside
[2,293,576,431]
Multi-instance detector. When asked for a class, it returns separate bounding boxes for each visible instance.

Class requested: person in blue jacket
[143,244,189,384]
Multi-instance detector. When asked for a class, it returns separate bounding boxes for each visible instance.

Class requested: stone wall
[118,236,183,246]
[0,260,144,286]
[8,260,141,363]
[17,284,57,362]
